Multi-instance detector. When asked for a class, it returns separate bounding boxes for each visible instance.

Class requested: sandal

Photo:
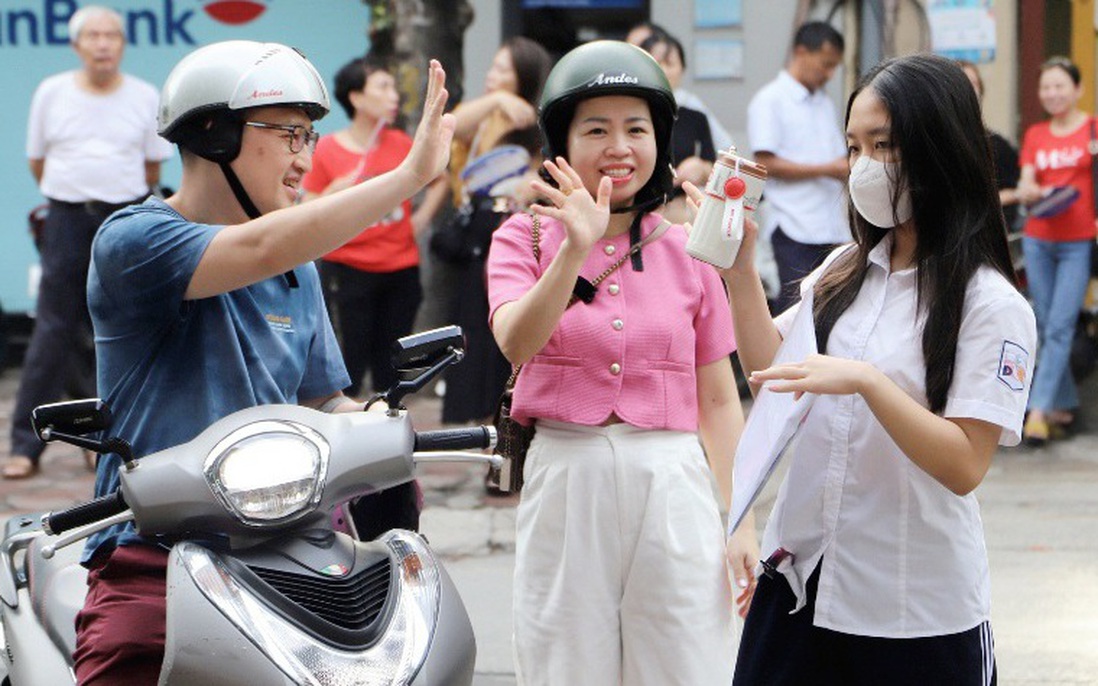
[1022,416,1050,447]
[1,456,39,480]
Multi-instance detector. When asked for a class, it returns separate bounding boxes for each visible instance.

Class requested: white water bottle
[685,147,768,269]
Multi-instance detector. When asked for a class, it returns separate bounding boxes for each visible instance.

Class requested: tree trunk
[365,0,474,130]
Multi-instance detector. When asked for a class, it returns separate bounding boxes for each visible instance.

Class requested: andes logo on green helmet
[587,72,640,87]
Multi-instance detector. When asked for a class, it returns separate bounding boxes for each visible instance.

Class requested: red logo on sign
[203,1,268,25]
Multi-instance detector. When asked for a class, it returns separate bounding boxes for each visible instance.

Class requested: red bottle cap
[724,177,746,199]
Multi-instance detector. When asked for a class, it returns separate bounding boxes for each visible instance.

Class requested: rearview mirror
[32,399,112,440]
[383,326,466,410]
[391,326,465,372]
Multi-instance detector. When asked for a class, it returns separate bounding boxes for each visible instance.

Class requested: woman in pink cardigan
[486,41,757,685]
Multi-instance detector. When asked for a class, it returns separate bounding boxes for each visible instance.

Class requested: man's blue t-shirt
[83,197,350,563]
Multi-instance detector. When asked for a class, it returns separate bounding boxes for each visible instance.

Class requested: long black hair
[502,36,553,108]
[812,53,1016,413]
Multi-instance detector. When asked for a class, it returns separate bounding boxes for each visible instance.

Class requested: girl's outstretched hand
[681,180,760,280]
[528,157,611,254]
[402,60,456,187]
[750,354,875,400]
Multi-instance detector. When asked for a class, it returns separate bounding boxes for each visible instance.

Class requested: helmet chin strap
[610,194,666,272]
[609,193,664,216]
[220,161,299,288]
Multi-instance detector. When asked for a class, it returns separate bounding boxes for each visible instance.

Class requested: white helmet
[159,40,330,163]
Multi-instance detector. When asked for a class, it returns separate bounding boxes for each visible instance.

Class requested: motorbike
[0,326,500,685]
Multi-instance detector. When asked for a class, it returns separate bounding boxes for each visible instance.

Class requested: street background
[0,367,1095,685]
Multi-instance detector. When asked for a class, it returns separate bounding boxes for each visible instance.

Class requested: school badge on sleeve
[998,340,1029,391]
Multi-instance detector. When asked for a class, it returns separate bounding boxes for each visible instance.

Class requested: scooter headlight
[204,420,329,526]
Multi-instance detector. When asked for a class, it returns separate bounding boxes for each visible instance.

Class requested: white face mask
[848,155,913,228]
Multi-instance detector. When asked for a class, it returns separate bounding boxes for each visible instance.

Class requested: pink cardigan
[487,212,736,431]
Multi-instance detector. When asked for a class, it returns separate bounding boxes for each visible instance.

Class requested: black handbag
[486,214,542,494]
[1070,311,1097,380]
[429,199,509,265]
[488,372,536,493]
[429,204,477,264]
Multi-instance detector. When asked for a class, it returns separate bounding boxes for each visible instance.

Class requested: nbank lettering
[0,0,195,46]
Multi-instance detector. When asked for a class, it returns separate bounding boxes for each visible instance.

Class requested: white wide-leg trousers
[513,420,735,686]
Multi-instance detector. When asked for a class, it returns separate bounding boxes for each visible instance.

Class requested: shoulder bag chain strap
[508,215,672,384]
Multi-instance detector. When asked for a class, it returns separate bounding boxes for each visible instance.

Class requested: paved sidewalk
[1,367,1096,684]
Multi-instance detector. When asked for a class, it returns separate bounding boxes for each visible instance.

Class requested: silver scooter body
[0,516,85,685]
[0,327,493,685]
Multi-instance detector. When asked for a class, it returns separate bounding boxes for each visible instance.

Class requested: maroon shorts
[73,544,169,686]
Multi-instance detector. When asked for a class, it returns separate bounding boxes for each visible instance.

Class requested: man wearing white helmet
[72,41,454,683]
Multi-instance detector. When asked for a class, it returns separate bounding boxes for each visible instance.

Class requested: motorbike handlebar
[414,426,497,452]
[45,491,128,536]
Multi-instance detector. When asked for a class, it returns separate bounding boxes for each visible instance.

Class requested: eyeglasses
[243,121,320,154]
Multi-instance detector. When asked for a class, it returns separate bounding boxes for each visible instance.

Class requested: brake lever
[39,510,135,559]
[412,452,503,469]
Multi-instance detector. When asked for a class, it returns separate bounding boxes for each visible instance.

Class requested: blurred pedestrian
[639,29,716,224]
[302,55,426,397]
[959,59,1022,231]
[1016,57,1097,445]
[718,53,1035,686]
[3,5,171,480]
[627,20,733,150]
[747,21,849,314]
[624,20,659,48]
[488,41,754,685]
[440,36,551,424]
[301,54,430,539]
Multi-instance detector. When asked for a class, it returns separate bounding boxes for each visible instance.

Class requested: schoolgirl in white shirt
[711,53,1037,685]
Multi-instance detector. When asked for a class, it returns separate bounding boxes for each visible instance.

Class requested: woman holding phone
[1016,57,1097,445]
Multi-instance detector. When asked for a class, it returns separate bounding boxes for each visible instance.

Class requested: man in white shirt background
[3,5,171,479]
[747,21,850,314]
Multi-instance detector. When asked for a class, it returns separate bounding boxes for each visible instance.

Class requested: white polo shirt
[764,235,1036,638]
[26,71,170,203]
[747,70,849,245]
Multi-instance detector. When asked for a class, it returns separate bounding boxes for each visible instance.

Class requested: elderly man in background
[3,5,171,479]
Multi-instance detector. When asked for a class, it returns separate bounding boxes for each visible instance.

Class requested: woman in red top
[303,55,427,397]
[1017,57,1097,444]
[302,55,428,538]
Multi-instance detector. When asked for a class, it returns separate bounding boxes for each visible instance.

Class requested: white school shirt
[763,234,1036,638]
[747,70,849,245]
[26,72,171,203]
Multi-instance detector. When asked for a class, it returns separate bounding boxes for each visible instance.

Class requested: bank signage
[1,0,367,312]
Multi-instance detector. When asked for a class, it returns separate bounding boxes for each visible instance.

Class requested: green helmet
[539,40,677,210]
